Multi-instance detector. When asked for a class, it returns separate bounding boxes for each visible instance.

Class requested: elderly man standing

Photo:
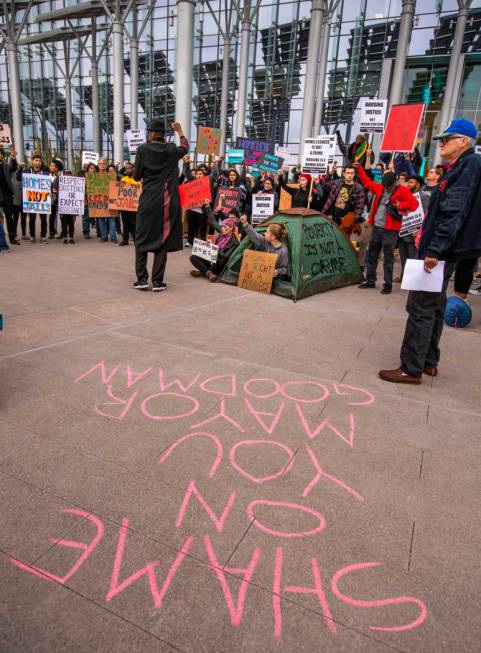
[133,120,188,291]
[380,118,481,384]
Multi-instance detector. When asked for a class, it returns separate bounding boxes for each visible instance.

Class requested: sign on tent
[0,124,12,146]
[301,136,336,174]
[58,176,86,215]
[192,238,219,263]
[238,249,278,295]
[197,126,222,155]
[380,104,425,152]
[22,173,52,214]
[399,193,424,237]
[359,99,387,133]
[179,176,212,211]
[252,194,274,224]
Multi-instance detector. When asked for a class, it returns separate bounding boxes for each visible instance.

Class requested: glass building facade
[1,0,481,164]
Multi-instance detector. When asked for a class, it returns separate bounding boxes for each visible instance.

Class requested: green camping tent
[219,208,364,301]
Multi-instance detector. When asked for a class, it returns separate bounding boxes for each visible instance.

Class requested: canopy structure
[219,208,364,301]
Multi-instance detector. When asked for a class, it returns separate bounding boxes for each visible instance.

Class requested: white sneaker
[468,284,481,296]
[184,242,192,248]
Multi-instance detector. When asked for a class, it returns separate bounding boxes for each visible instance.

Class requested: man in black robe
[133,120,188,291]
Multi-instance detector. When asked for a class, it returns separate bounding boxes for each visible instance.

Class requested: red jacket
[357,165,419,232]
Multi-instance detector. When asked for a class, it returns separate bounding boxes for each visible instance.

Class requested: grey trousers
[365,225,399,289]
[400,261,457,377]
[398,235,418,279]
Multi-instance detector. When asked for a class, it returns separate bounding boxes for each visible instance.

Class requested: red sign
[179,176,212,211]
[380,104,425,152]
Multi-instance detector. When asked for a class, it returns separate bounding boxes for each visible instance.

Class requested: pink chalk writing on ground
[273,547,337,638]
[158,431,223,478]
[333,383,376,406]
[94,385,140,421]
[303,446,364,501]
[204,535,261,626]
[243,378,281,398]
[229,440,295,484]
[280,381,330,404]
[331,562,427,632]
[106,517,193,607]
[74,360,121,384]
[296,404,356,447]
[125,366,153,387]
[175,480,237,533]
[141,392,200,421]
[9,508,104,583]
[199,374,237,397]
[190,397,246,433]
[247,500,327,539]
[243,398,286,435]
[158,369,202,393]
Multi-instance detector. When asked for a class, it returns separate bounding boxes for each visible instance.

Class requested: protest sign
[58,176,85,215]
[22,173,51,214]
[192,238,219,263]
[380,103,425,152]
[197,126,222,155]
[252,194,275,225]
[279,184,298,210]
[179,176,212,211]
[475,145,481,156]
[301,135,336,173]
[86,172,118,217]
[399,193,424,237]
[235,137,272,165]
[258,153,284,175]
[126,129,145,155]
[215,187,242,215]
[238,249,278,294]
[0,124,12,146]
[359,99,387,133]
[275,146,290,161]
[108,181,142,212]
[226,149,244,164]
[82,151,99,166]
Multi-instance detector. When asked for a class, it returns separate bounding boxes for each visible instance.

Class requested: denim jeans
[0,221,9,249]
[82,207,90,235]
[98,217,117,240]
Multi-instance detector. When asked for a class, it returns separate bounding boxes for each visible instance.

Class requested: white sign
[301,135,336,174]
[275,146,290,167]
[359,99,388,133]
[126,129,146,155]
[58,175,86,215]
[401,259,445,293]
[475,145,481,156]
[82,151,99,166]
[252,194,275,225]
[192,238,219,263]
[399,193,424,237]
[0,124,12,146]
[22,173,52,214]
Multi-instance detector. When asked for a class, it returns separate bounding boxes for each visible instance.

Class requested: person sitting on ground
[321,165,365,237]
[239,214,289,280]
[190,202,238,282]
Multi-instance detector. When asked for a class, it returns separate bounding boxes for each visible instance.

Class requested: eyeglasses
[438,135,464,145]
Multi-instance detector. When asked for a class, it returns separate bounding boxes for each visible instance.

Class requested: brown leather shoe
[190,270,202,277]
[423,367,438,377]
[206,271,218,282]
[379,367,421,385]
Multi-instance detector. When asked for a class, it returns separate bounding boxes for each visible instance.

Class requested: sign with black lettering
[359,99,388,133]
[58,176,86,215]
[238,249,278,294]
[301,136,336,174]
[0,124,12,146]
[252,194,274,225]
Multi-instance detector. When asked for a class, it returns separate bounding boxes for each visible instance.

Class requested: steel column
[389,0,416,107]
[175,0,196,142]
[300,0,324,154]
[6,39,25,161]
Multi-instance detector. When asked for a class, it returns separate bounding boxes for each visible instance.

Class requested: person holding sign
[239,215,289,280]
[279,171,318,208]
[132,120,188,291]
[118,161,140,246]
[190,204,238,282]
[0,145,18,245]
[17,152,50,244]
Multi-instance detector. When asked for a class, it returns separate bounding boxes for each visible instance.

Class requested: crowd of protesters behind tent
[0,132,480,297]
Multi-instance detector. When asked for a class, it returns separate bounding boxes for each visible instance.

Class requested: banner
[0,124,12,146]
[252,194,275,225]
[86,172,118,217]
[380,104,425,152]
[399,193,424,237]
[22,173,51,214]
[359,99,387,133]
[215,187,242,215]
[81,151,99,167]
[179,176,212,211]
[226,149,244,164]
[192,238,219,263]
[275,146,290,167]
[58,176,85,215]
[301,135,336,174]
[258,153,284,175]
[108,181,142,212]
[126,129,145,155]
[235,137,272,165]
[197,126,222,155]
[238,249,278,294]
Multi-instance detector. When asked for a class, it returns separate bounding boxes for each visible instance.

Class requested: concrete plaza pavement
[0,239,480,652]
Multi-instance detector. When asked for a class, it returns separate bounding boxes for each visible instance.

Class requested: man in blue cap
[379,117,481,384]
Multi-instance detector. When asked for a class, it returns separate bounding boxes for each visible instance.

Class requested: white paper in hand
[401,259,445,293]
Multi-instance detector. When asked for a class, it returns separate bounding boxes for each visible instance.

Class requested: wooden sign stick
[307,177,314,209]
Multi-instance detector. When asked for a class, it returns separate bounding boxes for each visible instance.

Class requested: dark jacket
[380,149,422,175]
[322,178,366,223]
[419,147,481,260]
[0,156,17,198]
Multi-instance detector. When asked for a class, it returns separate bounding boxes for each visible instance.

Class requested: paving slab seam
[70,306,122,326]
[222,519,256,569]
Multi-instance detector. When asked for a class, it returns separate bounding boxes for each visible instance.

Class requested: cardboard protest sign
[235,137,272,165]
[301,135,336,173]
[0,124,12,146]
[359,99,387,133]
[226,149,244,165]
[215,187,242,215]
[399,193,424,237]
[275,146,290,168]
[58,176,86,215]
[108,181,142,212]
[86,172,118,217]
[252,194,275,225]
[197,126,222,155]
[258,153,284,175]
[192,238,219,263]
[279,184,298,210]
[380,103,425,152]
[126,129,145,155]
[81,151,99,166]
[238,249,278,294]
[179,176,212,211]
[22,173,51,214]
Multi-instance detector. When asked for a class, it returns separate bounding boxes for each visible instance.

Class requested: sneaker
[56,234,64,240]
[184,242,192,248]
[63,238,68,244]
[358,281,375,289]
[83,234,91,239]
[29,237,36,243]
[11,239,20,246]
[22,235,28,240]
[40,237,47,244]
[133,279,149,290]
[48,234,56,240]
[381,286,392,295]
[0,247,11,253]
[118,240,128,247]
[152,281,167,292]
[468,284,481,296]
[110,238,118,243]
[100,237,108,242]
[69,238,75,244]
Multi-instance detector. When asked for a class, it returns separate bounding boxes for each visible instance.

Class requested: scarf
[352,141,368,163]
[217,218,236,249]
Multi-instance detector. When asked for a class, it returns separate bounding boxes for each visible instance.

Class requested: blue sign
[226,149,244,164]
